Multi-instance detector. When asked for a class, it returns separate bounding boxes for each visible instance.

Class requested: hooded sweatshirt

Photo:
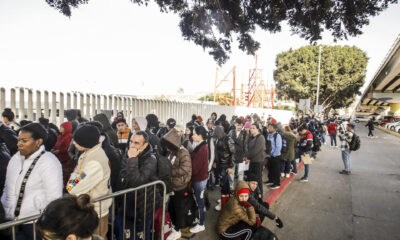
[93,113,118,147]
[217,181,257,233]
[53,122,75,186]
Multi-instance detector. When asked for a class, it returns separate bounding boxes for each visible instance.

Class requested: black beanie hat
[246,172,258,182]
[73,125,100,149]
[20,123,48,142]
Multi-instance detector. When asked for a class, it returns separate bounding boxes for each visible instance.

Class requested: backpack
[280,134,288,154]
[153,145,172,193]
[349,133,361,151]
[153,206,172,240]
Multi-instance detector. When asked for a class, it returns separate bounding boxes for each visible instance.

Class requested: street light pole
[316,45,322,111]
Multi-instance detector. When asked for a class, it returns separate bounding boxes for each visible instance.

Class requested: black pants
[219,221,256,240]
[368,129,373,136]
[267,156,281,185]
[249,162,264,196]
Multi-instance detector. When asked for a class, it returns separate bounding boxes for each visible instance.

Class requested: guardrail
[0,180,167,240]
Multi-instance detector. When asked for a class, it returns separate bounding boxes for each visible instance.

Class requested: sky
[0,0,399,97]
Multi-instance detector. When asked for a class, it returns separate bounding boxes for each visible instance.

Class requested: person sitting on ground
[217,181,257,240]
[2,123,63,239]
[66,125,112,239]
[246,173,283,226]
[1,108,20,132]
[37,194,102,240]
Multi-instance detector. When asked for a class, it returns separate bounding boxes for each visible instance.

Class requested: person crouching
[217,181,257,240]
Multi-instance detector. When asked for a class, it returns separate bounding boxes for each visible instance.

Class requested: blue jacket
[267,132,282,157]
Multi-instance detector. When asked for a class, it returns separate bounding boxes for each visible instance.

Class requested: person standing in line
[116,119,132,155]
[1,108,20,132]
[51,121,75,187]
[338,123,355,175]
[66,125,112,239]
[281,126,298,178]
[365,118,375,138]
[2,123,63,240]
[189,126,209,234]
[327,121,338,147]
[265,124,282,189]
[228,118,248,181]
[244,123,266,195]
[297,126,313,182]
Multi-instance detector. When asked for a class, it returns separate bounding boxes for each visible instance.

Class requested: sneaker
[291,171,297,176]
[166,229,181,240]
[190,224,205,233]
[264,180,274,186]
[270,184,280,189]
[215,202,221,211]
[285,173,290,178]
[339,170,351,175]
[217,199,221,203]
[281,173,285,177]
[300,177,308,182]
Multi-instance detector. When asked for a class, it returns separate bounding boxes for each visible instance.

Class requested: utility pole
[316,45,322,112]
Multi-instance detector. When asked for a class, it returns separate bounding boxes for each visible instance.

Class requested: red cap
[270,118,277,125]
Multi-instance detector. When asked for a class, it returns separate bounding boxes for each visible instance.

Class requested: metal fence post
[18,88,25,121]
[36,90,41,121]
[27,89,33,121]
[66,92,71,110]
[0,88,5,113]
[51,91,57,124]
[44,91,49,119]
[59,92,65,124]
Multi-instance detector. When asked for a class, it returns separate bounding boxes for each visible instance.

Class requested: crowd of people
[0,107,359,240]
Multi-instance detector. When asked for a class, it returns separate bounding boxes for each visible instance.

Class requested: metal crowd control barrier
[0,180,167,240]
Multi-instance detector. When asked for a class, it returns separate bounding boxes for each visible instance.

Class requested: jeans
[291,160,297,174]
[115,212,153,240]
[329,133,337,146]
[220,167,233,195]
[321,132,326,143]
[15,224,41,240]
[342,149,351,171]
[280,160,291,174]
[192,179,208,225]
[298,150,311,179]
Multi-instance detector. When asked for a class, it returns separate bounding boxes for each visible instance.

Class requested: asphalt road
[194,125,400,240]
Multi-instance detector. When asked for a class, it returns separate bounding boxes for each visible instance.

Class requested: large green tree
[45,0,396,65]
[273,45,367,111]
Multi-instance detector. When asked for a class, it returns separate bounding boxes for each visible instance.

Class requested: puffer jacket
[100,134,121,192]
[0,122,18,197]
[217,181,257,233]
[162,128,192,192]
[93,113,118,147]
[67,143,112,217]
[214,126,235,168]
[1,145,63,220]
[120,144,161,218]
[248,185,276,220]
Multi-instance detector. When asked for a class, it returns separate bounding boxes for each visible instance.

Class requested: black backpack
[349,133,361,151]
[153,145,172,193]
[280,134,288,154]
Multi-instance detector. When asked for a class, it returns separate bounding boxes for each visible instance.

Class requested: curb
[263,161,304,206]
[376,126,400,137]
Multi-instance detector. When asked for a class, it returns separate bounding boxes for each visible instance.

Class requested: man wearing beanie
[67,125,112,239]
[156,118,176,138]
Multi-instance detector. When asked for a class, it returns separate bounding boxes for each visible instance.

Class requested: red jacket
[190,141,209,182]
[327,123,338,134]
[53,121,75,186]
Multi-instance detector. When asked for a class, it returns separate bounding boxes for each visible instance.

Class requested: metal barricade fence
[0,180,167,240]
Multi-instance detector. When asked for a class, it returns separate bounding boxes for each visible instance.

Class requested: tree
[273,45,367,111]
[45,0,396,65]
[198,92,233,106]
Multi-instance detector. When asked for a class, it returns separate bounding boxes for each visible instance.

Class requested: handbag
[301,153,312,164]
